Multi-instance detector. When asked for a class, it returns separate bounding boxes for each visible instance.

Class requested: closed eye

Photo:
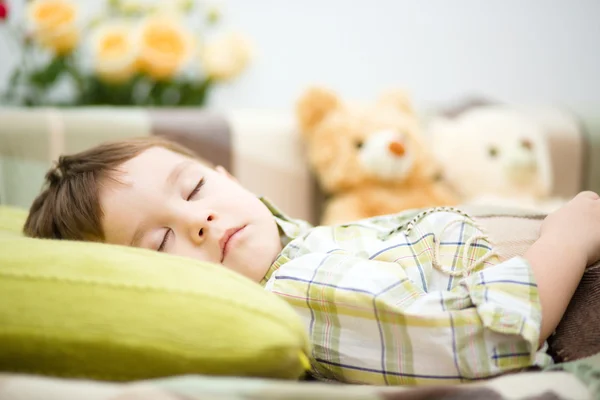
[157,229,172,252]
[187,178,205,201]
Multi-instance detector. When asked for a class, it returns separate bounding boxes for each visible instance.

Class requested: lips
[219,226,246,262]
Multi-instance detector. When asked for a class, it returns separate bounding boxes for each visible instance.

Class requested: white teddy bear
[428,104,572,212]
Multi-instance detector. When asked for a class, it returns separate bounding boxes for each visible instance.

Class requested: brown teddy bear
[296,86,459,225]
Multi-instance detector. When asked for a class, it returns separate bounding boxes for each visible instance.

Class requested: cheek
[221,179,250,198]
[176,246,216,264]
[211,179,256,208]
[100,197,141,244]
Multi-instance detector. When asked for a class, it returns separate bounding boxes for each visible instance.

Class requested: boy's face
[100,147,282,282]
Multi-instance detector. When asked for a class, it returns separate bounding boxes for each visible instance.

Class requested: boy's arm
[524,191,600,347]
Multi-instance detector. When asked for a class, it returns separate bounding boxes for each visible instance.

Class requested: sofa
[1,106,600,399]
[0,107,318,223]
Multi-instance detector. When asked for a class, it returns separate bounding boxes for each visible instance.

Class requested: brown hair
[24,136,199,241]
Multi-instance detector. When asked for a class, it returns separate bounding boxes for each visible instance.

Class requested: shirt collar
[260,197,313,246]
[259,197,313,285]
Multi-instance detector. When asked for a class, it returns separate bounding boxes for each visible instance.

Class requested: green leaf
[8,68,21,86]
[64,71,212,107]
[2,68,22,103]
[179,78,211,106]
[147,80,168,106]
[107,0,121,10]
[29,57,67,89]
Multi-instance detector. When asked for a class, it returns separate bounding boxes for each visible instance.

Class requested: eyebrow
[128,160,193,247]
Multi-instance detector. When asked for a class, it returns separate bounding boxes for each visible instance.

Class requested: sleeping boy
[24,137,600,385]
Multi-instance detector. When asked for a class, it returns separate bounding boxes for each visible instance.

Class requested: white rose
[91,22,139,83]
[200,32,252,81]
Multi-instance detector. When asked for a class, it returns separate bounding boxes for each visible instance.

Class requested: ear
[378,89,414,114]
[296,86,339,135]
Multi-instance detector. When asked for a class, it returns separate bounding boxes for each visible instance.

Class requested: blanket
[1,354,599,400]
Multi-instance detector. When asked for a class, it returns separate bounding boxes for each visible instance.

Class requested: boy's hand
[540,191,600,266]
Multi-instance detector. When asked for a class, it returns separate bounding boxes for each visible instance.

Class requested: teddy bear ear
[378,89,414,114]
[296,86,340,134]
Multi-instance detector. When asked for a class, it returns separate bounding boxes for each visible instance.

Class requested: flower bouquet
[0,0,252,106]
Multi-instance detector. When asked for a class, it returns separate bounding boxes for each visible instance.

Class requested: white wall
[2,0,599,111]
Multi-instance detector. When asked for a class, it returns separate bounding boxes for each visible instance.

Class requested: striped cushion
[0,108,316,223]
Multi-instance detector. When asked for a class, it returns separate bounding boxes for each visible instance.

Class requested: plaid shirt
[260,199,552,386]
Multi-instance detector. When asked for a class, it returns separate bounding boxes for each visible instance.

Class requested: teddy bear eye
[488,146,499,158]
[355,140,364,150]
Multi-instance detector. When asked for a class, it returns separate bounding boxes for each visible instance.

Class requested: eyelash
[157,230,171,252]
[157,177,205,252]
[187,177,205,201]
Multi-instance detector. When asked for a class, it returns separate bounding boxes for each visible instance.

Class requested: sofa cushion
[0,206,28,235]
[0,207,311,381]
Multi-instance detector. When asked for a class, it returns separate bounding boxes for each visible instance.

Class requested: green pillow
[0,206,28,235]
[0,207,311,381]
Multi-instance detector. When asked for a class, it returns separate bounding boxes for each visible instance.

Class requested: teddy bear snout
[358,130,414,181]
[504,146,538,184]
[388,141,406,157]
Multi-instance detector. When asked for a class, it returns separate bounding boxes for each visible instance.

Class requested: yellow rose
[136,16,194,81]
[91,22,139,84]
[200,32,252,81]
[27,0,79,55]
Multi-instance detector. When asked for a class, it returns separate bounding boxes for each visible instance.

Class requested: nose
[388,141,406,157]
[188,211,215,245]
[504,147,538,184]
